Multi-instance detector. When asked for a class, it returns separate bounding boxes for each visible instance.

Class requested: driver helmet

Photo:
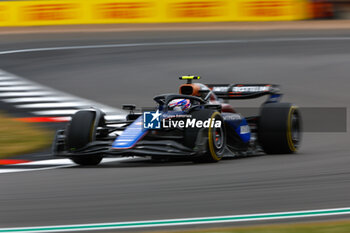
[168,99,191,111]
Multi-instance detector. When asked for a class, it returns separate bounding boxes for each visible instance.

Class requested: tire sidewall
[207,111,226,161]
[66,109,105,166]
[258,103,302,154]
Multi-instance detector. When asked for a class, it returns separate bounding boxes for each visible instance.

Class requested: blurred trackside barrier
[0,0,312,27]
[310,0,334,19]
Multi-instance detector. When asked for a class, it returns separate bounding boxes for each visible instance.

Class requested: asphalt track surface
[0,29,350,231]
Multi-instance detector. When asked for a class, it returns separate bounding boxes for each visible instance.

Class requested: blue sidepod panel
[112,116,148,149]
[222,113,251,143]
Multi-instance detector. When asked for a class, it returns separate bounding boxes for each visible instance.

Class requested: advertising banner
[0,0,310,27]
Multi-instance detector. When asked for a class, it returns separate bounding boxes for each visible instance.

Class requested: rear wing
[207,84,281,100]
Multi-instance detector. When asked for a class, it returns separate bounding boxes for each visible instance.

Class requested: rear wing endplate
[207,84,281,100]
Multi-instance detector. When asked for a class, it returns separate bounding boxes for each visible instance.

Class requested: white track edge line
[2,37,350,55]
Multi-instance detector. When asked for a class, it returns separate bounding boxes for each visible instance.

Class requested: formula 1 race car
[52,76,302,165]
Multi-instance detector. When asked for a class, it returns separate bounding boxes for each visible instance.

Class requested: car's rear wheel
[258,103,302,154]
[66,110,103,166]
[184,109,226,163]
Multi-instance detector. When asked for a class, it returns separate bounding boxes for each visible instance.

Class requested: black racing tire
[184,109,226,163]
[66,110,103,166]
[258,103,302,154]
[66,110,95,151]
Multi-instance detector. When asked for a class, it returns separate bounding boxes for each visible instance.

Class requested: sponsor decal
[94,2,153,19]
[21,4,78,21]
[0,6,6,22]
[168,1,226,18]
[231,85,270,93]
[240,125,250,134]
[223,114,242,121]
[239,1,291,17]
[212,86,229,93]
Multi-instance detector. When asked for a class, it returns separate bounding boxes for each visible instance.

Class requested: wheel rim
[208,112,226,161]
[291,112,300,148]
[213,126,224,149]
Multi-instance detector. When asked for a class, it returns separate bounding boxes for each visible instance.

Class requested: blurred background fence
[0,0,344,27]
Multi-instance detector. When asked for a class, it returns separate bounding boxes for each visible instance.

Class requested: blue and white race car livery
[52,76,302,166]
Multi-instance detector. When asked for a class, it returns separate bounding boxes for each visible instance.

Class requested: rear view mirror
[122,104,136,111]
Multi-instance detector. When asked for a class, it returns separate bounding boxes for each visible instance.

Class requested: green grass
[148,220,350,233]
[0,113,52,158]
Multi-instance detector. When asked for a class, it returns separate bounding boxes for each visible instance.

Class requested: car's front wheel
[66,109,104,166]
